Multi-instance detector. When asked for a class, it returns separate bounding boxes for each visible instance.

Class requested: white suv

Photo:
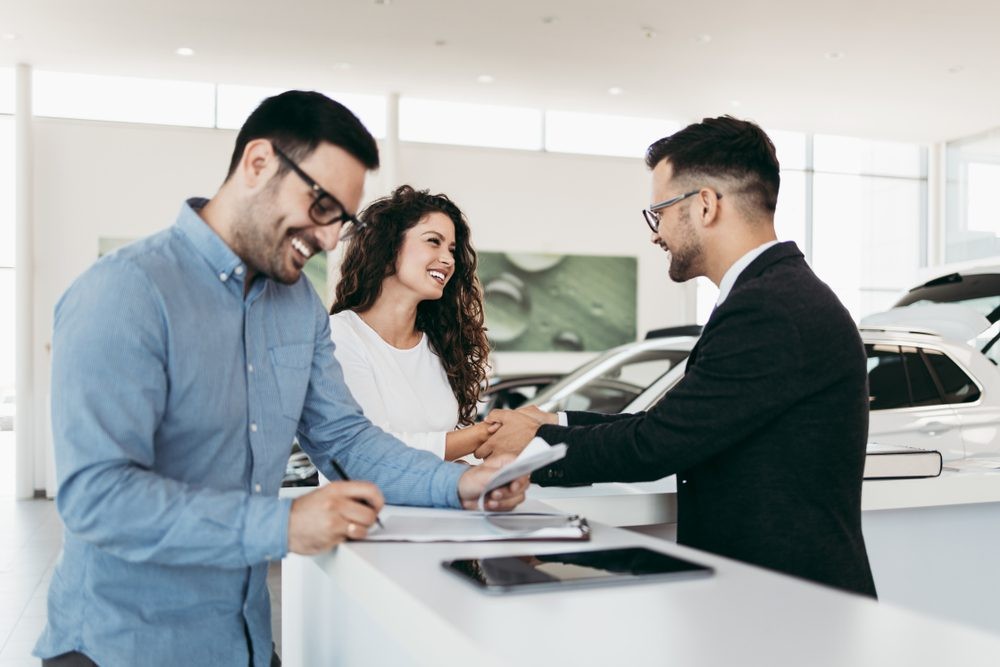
[534,311,1000,462]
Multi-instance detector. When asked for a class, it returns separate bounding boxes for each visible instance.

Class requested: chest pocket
[270,343,313,421]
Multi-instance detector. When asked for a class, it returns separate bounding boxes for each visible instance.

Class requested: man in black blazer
[477,117,877,598]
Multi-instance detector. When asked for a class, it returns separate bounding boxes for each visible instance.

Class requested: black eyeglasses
[272,145,365,240]
[642,190,722,233]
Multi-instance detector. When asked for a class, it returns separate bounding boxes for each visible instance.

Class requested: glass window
[775,170,808,254]
[33,70,215,127]
[0,116,12,268]
[0,67,13,114]
[902,346,941,406]
[812,173,924,319]
[924,348,981,404]
[814,134,926,178]
[216,84,386,137]
[768,130,807,171]
[399,98,543,150]
[866,344,910,410]
[544,110,678,159]
[0,268,13,407]
[944,129,1000,263]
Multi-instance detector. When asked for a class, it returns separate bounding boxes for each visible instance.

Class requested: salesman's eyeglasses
[642,190,722,233]
[273,145,366,241]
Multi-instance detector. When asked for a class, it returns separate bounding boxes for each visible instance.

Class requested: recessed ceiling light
[695,33,712,43]
[641,26,657,39]
[947,65,964,74]
[434,39,447,47]
[1,33,19,41]
[541,16,557,24]
[176,47,195,57]
[334,62,352,70]
[374,0,392,5]
[825,51,845,61]
[608,86,624,96]
[477,74,495,84]
[730,100,742,108]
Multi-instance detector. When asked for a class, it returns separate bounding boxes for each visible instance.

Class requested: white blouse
[329,310,460,459]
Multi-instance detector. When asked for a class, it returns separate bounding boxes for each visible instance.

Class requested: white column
[926,142,945,267]
[14,63,34,499]
[383,92,400,189]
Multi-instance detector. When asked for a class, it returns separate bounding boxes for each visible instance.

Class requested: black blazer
[533,242,876,597]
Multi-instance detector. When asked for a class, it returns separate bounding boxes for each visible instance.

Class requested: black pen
[329,457,385,529]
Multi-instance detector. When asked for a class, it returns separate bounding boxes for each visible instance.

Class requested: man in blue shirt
[35,91,526,667]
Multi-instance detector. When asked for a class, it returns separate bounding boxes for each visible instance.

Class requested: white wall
[28,118,691,487]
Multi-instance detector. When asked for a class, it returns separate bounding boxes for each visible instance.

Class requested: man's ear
[698,188,721,226]
[237,139,278,191]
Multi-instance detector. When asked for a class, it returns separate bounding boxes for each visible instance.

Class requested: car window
[923,349,981,404]
[901,346,941,407]
[866,344,910,410]
[543,349,689,413]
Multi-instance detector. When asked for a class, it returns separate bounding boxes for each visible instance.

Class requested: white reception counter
[281,472,1000,666]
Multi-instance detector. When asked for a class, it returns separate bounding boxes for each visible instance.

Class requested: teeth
[429,270,446,283]
[291,237,314,259]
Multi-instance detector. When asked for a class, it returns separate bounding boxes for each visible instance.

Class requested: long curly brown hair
[332,185,489,426]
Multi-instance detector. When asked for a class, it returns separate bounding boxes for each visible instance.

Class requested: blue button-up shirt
[35,199,466,667]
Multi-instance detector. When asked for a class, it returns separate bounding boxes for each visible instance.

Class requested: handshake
[475,405,559,463]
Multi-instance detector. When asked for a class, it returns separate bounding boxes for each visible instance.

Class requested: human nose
[315,223,342,252]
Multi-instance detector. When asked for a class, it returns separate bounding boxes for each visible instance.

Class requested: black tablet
[442,546,713,594]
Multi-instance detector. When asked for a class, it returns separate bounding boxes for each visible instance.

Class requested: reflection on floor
[0,495,284,665]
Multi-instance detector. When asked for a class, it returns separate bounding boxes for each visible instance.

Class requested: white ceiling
[2,0,999,144]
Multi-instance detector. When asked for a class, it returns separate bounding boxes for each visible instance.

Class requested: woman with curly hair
[329,185,495,460]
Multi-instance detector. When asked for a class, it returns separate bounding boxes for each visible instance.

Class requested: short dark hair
[225,90,379,180]
[645,116,780,215]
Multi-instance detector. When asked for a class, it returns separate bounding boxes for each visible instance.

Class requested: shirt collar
[175,197,248,286]
[716,240,780,307]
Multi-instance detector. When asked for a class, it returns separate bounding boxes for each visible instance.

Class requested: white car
[533,310,1000,462]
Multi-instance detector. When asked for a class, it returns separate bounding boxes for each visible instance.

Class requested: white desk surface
[296,503,1000,667]
[527,471,1000,526]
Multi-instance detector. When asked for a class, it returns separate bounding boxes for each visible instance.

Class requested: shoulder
[329,310,364,341]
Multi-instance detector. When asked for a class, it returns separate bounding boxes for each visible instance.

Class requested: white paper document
[362,505,589,542]
[477,438,567,511]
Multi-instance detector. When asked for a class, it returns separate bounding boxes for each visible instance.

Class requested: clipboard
[362,505,590,542]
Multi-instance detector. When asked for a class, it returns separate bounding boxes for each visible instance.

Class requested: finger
[485,408,513,423]
[328,480,385,511]
[338,501,379,528]
[486,421,501,433]
[344,522,369,541]
[475,442,494,459]
[488,490,527,511]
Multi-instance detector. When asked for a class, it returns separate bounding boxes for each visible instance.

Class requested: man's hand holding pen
[287,481,385,555]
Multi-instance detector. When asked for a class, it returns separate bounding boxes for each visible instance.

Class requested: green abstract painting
[478,252,637,352]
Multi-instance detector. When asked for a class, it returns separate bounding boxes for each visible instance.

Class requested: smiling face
[650,160,705,283]
[385,211,457,302]
[231,142,366,285]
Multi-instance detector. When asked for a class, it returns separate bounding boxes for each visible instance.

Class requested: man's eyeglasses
[272,145,366,241]
[642,190,722,233]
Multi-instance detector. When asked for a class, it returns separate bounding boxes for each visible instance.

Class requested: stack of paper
[363,505,590,542]
[364,438,588,541]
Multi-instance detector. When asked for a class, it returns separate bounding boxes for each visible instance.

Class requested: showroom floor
[0,439,284,665]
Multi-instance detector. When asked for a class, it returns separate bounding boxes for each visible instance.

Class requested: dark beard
[666,210,701,283]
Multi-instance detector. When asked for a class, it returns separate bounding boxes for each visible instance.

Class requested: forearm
[444,422,491,460]
[57,461,291,568]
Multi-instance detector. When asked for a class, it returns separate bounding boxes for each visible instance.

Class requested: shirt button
[247,364,254,373]
[254,483,262,493]
[219,272,227,281]
[250,423,258,432]
[235,266,245,275]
